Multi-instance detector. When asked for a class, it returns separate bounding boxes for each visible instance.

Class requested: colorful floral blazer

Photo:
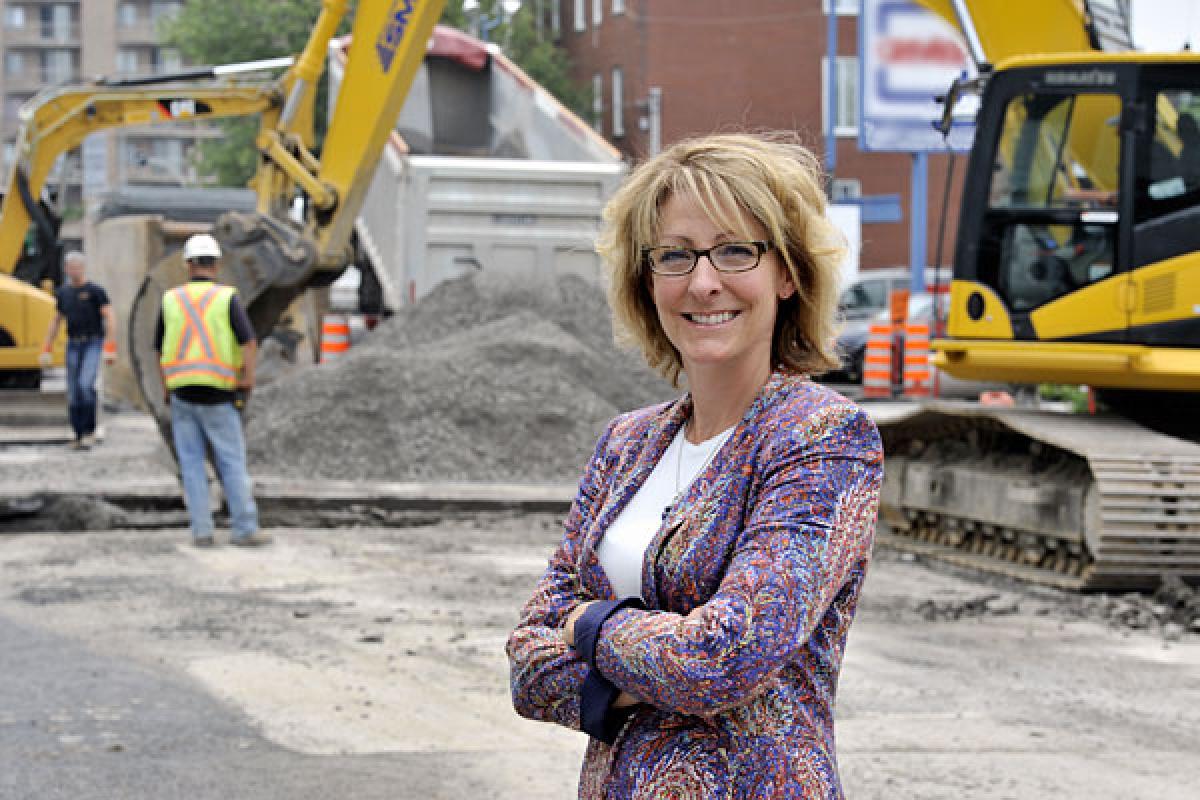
[506,371,883,799]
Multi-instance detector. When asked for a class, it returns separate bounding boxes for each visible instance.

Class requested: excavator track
[875,403,1200,591]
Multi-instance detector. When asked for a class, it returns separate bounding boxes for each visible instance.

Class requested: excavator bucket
[126,210,322,456]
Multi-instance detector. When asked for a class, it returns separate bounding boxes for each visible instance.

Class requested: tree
[162,0,339,186]
[503,4,591,118]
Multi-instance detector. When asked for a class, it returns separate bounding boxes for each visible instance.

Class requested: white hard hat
[183,233,222,262]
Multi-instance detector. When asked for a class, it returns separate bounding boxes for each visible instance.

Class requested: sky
[1130,0,1200,51]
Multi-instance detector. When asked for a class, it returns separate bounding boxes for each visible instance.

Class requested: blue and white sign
[859,0,977,153]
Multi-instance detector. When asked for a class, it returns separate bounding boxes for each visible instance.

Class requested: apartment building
[0,0,214,242]
[553,0,966,270]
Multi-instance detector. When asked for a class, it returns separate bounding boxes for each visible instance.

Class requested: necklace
[662,423,724,521]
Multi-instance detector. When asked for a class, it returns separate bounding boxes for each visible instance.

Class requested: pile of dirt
[1075,576,1200,640]
[245,274,675,483]
[0,495,130,533]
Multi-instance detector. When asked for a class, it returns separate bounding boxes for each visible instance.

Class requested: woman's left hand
[563,600,598,647]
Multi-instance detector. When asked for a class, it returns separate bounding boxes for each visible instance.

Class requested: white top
[595,425,735,599]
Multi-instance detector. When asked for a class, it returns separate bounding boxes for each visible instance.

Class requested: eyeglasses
[187,256,217,267]
[641,240,773,276]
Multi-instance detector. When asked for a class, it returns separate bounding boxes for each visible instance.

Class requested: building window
[612,0,624,14]
[150,1,183,23]
[551,1,560,35]
[574,0,585,32]
[822,0,859,14]
[155,47,182,73]
[611,66,624,137]
[592,72,603,132]
[117,3,138,27]
[822,55,859,136]
[42,49,74,83]
[4,93,33,120]
[592,0,602,26]
[4,6,26,29]
[116,48,139,75]
[5,52,25,76]
[831,178,862,202]
[40,4,73,42]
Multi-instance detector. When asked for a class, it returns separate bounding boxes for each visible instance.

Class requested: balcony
[3,68,79,92]
[1,22,81,46]
[115,18,161,44]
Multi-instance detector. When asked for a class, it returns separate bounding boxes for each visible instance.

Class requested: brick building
[552,0,966,271]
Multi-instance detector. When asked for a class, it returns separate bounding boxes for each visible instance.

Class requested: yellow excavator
[0,0,446,416]
[878,0,1200,589]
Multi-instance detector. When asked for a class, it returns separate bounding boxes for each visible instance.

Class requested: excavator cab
[937,56,1200,396]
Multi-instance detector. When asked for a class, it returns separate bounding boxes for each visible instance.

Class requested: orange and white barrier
[320,315,351,364]
[862,322,895,399]
[902,322,932,397]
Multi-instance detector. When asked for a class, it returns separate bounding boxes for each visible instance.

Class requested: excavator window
[1132,84,1200,268]
[978,90,1120,319]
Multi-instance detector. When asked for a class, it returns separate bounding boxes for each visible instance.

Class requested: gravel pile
[245,273,675,483]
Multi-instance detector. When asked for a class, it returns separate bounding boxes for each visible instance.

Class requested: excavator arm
[0,85,281,284]
[0,80,281,383]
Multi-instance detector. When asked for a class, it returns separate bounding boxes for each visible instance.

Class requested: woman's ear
[777,267,796,300]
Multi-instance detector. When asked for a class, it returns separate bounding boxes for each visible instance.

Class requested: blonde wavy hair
[597,132,845,386]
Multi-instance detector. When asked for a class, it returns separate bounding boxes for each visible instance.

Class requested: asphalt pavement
[0,613,502,800]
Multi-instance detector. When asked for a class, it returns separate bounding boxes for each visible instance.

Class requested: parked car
[832,268,913,383]
[831,267,952,383]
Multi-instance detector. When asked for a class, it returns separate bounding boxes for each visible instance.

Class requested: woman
[506,132,883,798]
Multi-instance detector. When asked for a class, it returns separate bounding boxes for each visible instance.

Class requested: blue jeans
[65,338,102,438]
[170,397,258,540]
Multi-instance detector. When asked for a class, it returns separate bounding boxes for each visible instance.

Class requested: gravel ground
[0,517,1195,798]
[244,274,676,483]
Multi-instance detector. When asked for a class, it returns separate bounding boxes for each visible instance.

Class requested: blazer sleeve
[589,404,883,717]
[505,419,618,730]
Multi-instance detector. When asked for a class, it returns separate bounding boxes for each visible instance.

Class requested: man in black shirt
[40,251,116,449]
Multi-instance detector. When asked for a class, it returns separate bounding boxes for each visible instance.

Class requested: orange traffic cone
[862,323,895,399]
[902,321,932,397]
[320,315,351,364]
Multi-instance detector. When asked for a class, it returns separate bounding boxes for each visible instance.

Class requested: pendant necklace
[662,423,722,521]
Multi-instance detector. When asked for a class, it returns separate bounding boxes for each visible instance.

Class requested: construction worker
[39,251,117,450]
[156,233,269,548]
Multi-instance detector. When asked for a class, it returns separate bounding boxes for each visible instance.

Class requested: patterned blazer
[506,371,883,799]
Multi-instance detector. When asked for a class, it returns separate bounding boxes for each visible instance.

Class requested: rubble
[1070,575,1200,638]
[914,592,1022,621]
[245,273,676,483]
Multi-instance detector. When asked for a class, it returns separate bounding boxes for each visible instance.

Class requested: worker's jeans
[170,397,258,541]
[65,338,102,438]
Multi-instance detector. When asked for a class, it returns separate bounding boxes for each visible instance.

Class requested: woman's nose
[687,254,723,295]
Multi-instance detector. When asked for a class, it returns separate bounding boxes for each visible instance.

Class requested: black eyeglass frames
[641,240,773,275]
